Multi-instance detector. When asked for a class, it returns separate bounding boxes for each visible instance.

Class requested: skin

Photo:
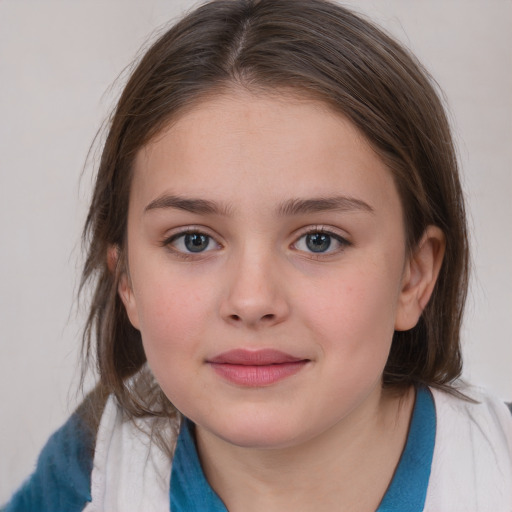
[119,91,445,511]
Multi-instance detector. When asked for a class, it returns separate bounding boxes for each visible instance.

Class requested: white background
[1,0,511,502]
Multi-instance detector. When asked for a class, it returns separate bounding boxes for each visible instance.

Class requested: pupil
[306,233,331,252]
[184,233,209,252]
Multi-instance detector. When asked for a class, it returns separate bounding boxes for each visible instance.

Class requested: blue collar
[170,387,435,511]
[377,387,436,511]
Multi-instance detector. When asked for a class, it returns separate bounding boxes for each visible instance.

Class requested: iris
[184,233,210,252]
[306,233,331,253]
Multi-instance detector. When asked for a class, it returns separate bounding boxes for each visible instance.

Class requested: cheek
[134,257,214,330]
[133,276,213,372]
[133,281,215,413]
[300,263,401,365]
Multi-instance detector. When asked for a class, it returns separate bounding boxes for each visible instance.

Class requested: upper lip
[208,349,307,365]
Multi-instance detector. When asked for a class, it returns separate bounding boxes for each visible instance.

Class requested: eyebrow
[144,194,373,216]
[277,196,374,216]
[144,195,233,216]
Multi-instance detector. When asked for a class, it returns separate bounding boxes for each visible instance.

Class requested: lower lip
[209,361,308,387]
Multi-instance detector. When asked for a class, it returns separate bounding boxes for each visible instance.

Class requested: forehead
[131,91,400,216]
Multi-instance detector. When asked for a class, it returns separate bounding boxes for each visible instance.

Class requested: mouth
[207,349,310,387]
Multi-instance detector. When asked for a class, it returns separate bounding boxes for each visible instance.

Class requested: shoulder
[431,384,512,440]
[2,385,109,512]
[425,385,512,511]
[2,410,95,512]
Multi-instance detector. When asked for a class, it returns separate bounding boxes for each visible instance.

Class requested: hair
[81,0,469,422]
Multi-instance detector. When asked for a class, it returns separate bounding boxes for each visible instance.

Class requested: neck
[195,385,415,512]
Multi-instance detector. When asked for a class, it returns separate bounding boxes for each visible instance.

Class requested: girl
[3,0,512,511]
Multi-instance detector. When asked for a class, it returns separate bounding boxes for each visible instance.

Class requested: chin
[197,411,315,451]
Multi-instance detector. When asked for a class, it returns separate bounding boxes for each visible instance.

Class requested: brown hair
[81,0,469,420]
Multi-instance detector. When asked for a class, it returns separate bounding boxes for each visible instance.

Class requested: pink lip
[207,349,309,387]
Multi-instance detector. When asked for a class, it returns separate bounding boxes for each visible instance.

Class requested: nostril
[228,313,275,322]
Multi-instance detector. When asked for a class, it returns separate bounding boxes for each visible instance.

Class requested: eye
[165,231,219,254]
[293,230,349,254]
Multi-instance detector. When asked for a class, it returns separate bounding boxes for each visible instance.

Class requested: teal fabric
[170,419,227,511]
[170,387,436,511]
[2,387,435,511]
[377,387,436,511]
[1,413,93,512]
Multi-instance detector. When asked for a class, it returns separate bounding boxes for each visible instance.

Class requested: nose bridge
[221,238,289,327]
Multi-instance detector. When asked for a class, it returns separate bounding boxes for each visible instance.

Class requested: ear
[108,245,141,330]
[107,245,119,273]
[394,226,445,331]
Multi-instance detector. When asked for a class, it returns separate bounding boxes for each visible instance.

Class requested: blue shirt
[170,386,436,511]
[3,387,436,512]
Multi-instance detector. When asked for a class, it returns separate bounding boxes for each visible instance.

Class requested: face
[121,91,412,450]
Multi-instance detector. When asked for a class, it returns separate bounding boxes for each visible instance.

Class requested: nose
[220,247,290,328]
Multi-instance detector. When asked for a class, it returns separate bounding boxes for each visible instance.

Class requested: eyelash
[161,228,221,260]
[161,226,351,259]
[292,227,351,257]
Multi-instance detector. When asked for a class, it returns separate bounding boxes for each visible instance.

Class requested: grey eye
[167,231,217,254]
[294,230,349,255]
[183,233,211,252]
[305,233,331,253]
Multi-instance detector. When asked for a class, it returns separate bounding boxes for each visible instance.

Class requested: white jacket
[84,386,512,512]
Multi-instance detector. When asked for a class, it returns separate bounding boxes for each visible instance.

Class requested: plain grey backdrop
[1,0,511,501]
